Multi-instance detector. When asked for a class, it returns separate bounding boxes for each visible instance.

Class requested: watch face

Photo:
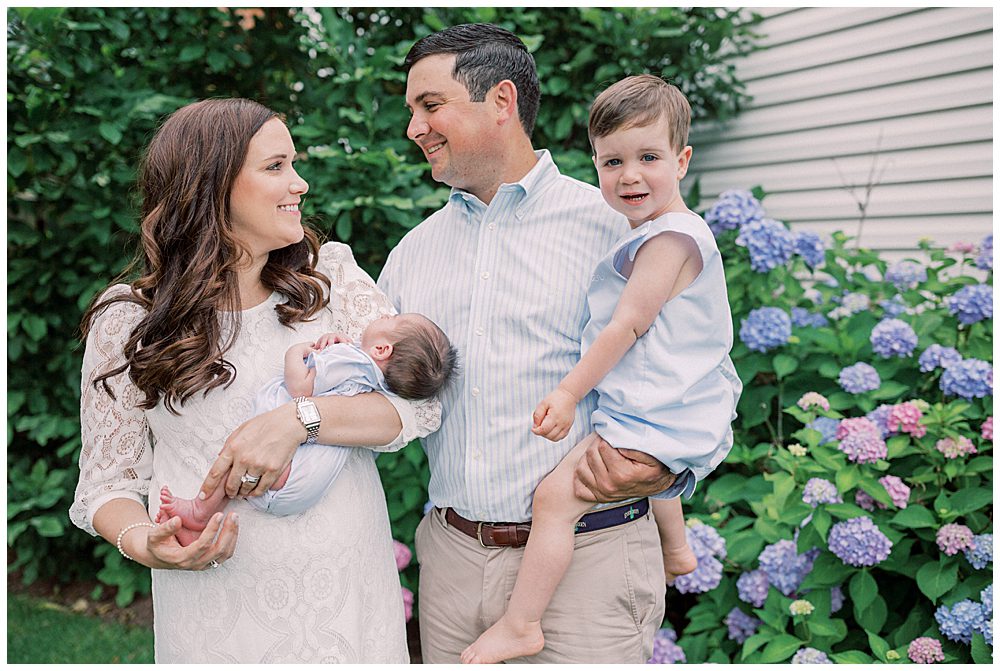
[298,402,321,425]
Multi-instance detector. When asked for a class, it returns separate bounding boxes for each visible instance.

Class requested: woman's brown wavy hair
[82,98,331,413]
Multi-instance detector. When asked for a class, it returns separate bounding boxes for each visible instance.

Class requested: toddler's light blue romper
[249,343,394,515]
[583,211,743,498]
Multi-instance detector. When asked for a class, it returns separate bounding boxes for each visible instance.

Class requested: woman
[69,98,438,662]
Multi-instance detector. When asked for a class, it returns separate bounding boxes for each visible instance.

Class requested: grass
[7,593,154,663]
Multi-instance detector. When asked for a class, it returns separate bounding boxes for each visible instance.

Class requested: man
[378,23,682,663]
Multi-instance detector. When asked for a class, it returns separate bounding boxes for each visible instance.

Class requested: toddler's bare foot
[159,485,223,547]
[663,543,698,584]
[460,614,544,664]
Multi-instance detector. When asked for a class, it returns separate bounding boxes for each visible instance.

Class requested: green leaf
[825,502,868,519]
[98,122,122,145]
[849,570,878,612]
[855,594,887,634]
[948,487,992,516]
[890,505,937,529]
[834,466,861,493]
[757,634,803,663]
[741,632,769,659]
[8,146,27,177]
[831,650,874,663]
[706,472,747,504]
[773,353,798,378]
[29,516,64,537]
[915,558,958,601]
[971,633,992,663]
[179,44,206,62]
[867,631,891,660]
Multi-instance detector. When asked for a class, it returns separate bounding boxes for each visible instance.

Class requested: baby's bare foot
[460,614,544,664]
[663,543,698,584]
[159,485,224,547]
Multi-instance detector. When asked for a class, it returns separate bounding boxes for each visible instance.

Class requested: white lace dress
[70,242,439,663]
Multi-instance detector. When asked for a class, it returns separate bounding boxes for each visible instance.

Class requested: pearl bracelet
[116,522,155,562]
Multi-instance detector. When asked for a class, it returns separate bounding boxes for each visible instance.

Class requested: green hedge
[7,7,758,605]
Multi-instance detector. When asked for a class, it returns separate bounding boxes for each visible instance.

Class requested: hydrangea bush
[650,188,992,664]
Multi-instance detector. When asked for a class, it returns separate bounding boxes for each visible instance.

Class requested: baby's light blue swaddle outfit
[249,343,393,516]
[584,211,743,499]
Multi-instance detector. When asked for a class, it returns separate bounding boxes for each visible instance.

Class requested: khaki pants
[414,506,666,663]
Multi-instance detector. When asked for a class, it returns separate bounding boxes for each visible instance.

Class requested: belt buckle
[476,521,488,548]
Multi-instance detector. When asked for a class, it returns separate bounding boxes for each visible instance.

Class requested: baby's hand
[313,332,351,350]
[531,388,578,442]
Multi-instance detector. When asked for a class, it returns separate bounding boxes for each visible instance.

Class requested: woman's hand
[135,513,239,570]
[199,403,306,500]
[572,438,677,502]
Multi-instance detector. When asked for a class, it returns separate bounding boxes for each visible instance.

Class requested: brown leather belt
[443,498,650,548]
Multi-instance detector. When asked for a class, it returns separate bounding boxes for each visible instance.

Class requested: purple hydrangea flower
[647,627,685,664]
[791,647,832,664]
[907,637,945,664]
[879,475,910,509]
[947,284,993,325]
[828,516,893,566]
[740,307,791,352]
[807,417,840,445]
[724,607,761,643]
[964,534,993,569]
[758,540,819,596]
[737,218,795,272]
[791,306,829,328]
[919,344,963,373]
[936,523,974,555]
[793,231,826,269]
[982,417,993,441]
[836,417,888,463]
[940,359,993,400]
[838,362,881,393]
[830,585,844,614]
[880,295,909,318]
[737,569,770,607]
[855,489,876,511]
[935,599,987,644]
[885,260,927,291]
[673,522,726,594]
[975,234,992,270]
[802,478,842,507]
[870,318,918,358]
[866,404,897,438]
[687,522,727,560]
[704,189,765,236]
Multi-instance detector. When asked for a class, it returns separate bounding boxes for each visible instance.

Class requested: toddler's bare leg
[157,483,228,547]
[651,497,697,583]
[461,434,599,664]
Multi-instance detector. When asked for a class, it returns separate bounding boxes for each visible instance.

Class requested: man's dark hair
[383,317,459,401]
[404,23,540,137]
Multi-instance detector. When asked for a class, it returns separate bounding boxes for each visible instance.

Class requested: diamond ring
[240,473,261,485]
[209,560,220,569]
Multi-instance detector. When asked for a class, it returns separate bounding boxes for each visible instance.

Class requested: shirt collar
[447,149,559,215]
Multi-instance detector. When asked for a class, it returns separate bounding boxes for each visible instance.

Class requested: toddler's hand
[531,388,577,442]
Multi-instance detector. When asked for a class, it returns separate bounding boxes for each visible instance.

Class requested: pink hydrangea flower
[982,416,993,441]
[936,523,974,555]
[836,417,888,463]
[797,392,830,412]
[393,540,413,571]
[908,636,945,664]
[878,475,910,509]
[888,401,927,438]
[949,241,976,254]
[935,436,977,459]
[855,490,876,511]
[401,586,414,622]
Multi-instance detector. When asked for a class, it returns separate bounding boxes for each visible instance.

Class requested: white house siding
[687,6,993,259]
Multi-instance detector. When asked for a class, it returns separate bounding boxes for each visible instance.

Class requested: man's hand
[531,388,578,442]
[573,437,676,502]
[199,403,305,500]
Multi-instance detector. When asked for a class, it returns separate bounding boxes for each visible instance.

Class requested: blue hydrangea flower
[879,295,908,318]
[919,344,963,373]
[793,231,826,269]
[885,260,927,291]
[791,306,829,328]
[758,540,819,596]
[807,417,840,445]
[982,584,993,613]
[802,478,842,507]
[866,404,897,438]
[647,627,685,664]
[831,585,844,614]
[673,522,726,594]
[935,599,987,644]
[704,189,765,236]
[791,647,832,664]
[978,618,992,647]
[838,362,881,393]
[947,284,993,325]
[828,517,893,566]
[976,234,993,270]
[870,318,918,358]
[964,534,993,570]
[737,569,770,607]
[736,218,795,272]
[828,292,870,320]
[940,359,993,400]
[740,307,791,352]
[724,607,761,644]
[687,522,727,560]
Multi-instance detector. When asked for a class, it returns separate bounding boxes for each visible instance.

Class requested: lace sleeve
[69,286,153,536]
[317,242,442,453]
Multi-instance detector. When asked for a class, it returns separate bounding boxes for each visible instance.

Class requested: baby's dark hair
[383,316,459,400]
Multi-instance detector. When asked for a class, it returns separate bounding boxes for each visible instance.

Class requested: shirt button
[488,223,496,231]
[471,387,481,397]
[480,271,490,280]
[475,327,484,336]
